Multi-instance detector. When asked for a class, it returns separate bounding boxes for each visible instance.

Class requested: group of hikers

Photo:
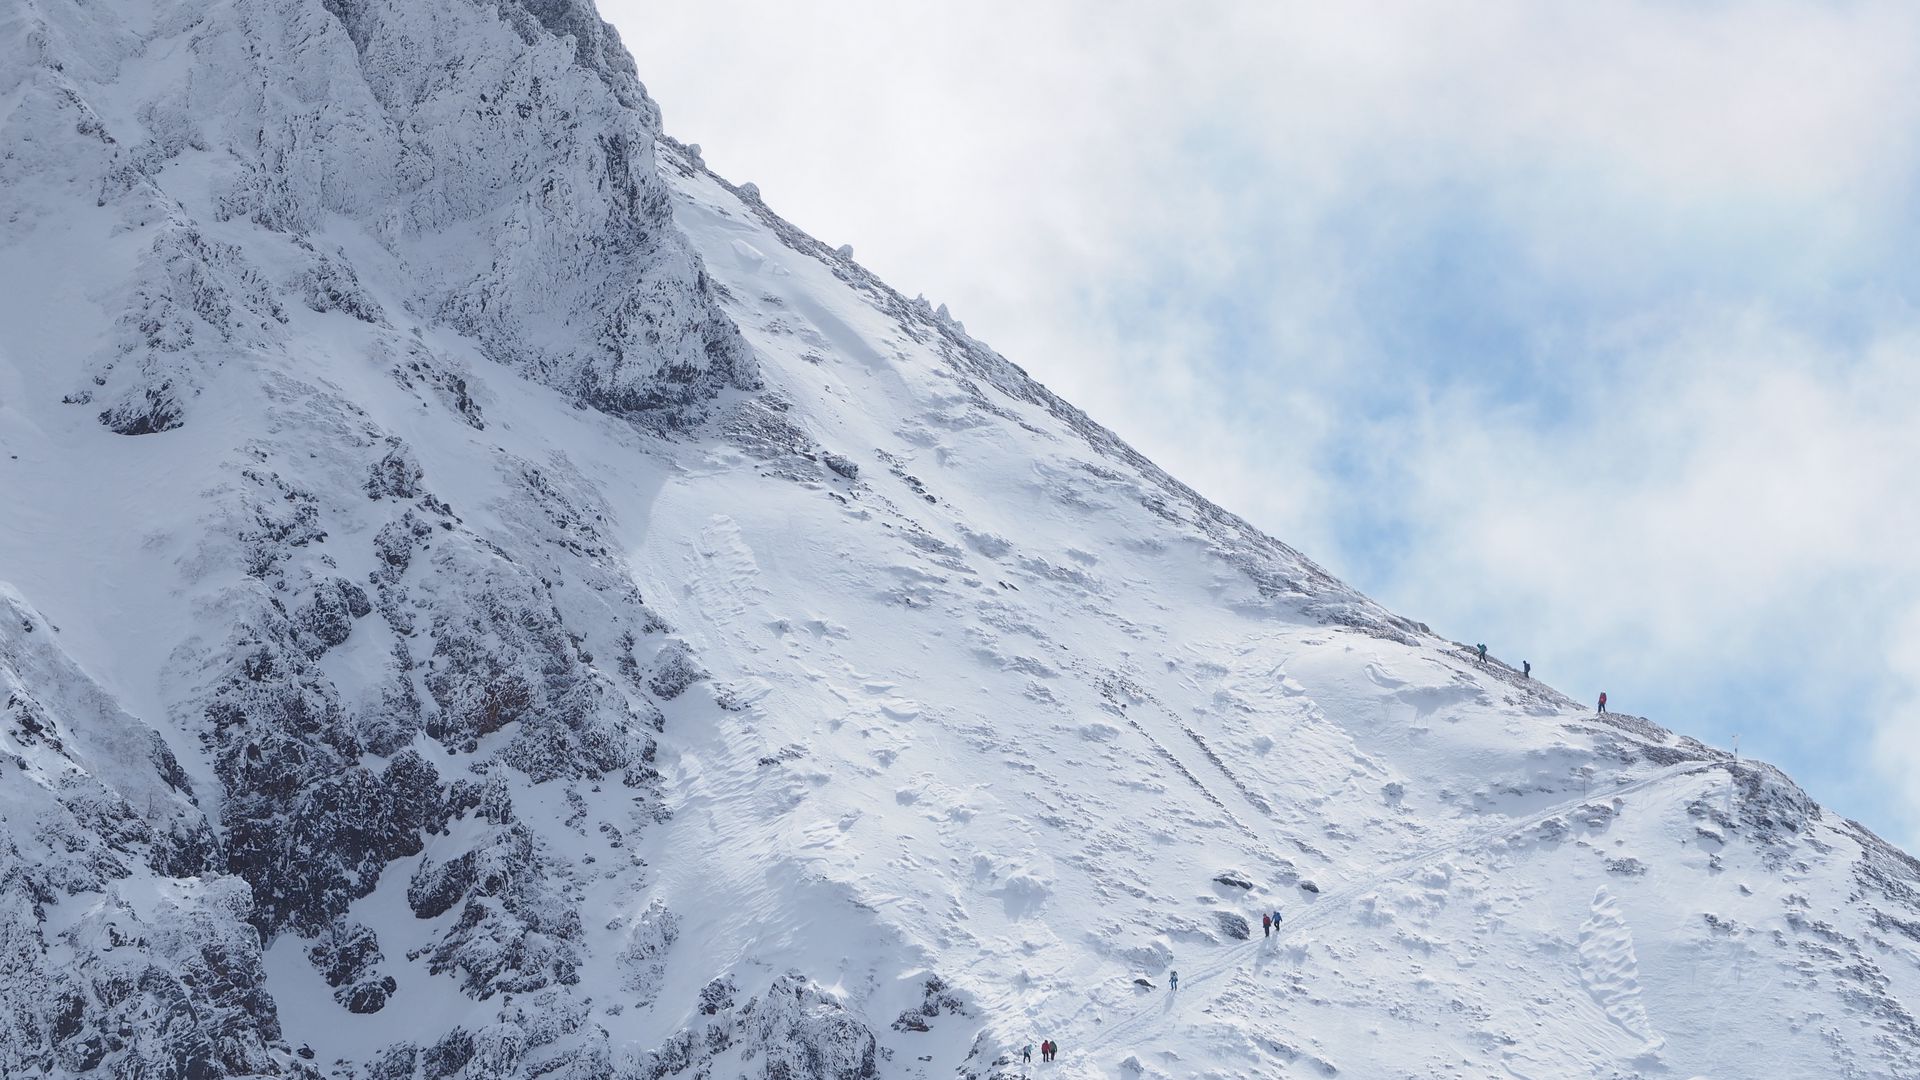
[1022,1039,1060,1064]
[1473,642,1530,679]
[1472,642,1529,679]
[1010,652,1620,1069]
[1470,644,1612,715]
[1019,905,1286,1065]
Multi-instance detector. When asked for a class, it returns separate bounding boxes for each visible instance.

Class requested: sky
[607,0,1920,847]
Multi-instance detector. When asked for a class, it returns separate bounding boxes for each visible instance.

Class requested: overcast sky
[607,0,1920,846]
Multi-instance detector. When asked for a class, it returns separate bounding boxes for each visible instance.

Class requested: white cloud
[1320,313,1920,838]
[1374,312,1920,668]
[609,0,1920,839]
[1878,608,1920,833]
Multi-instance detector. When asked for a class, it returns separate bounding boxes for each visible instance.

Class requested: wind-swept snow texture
[2,1,1919,1077]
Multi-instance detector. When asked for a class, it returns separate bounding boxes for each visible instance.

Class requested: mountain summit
[3,1,1917,1077]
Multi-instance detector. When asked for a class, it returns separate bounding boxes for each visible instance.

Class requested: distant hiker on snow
[1169,970,1179,991]
[1523,660,1531,679]
[1022,1044,1032,1064]
[1476,643,1487,662]
[1262,912,1272,937]
[1598,691,1608,714]
[1272,908,1283,927]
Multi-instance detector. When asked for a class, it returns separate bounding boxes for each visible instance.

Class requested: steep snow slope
[3,1,1919,1078]
[640,146,1920,1080]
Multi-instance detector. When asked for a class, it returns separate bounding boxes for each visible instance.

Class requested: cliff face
[5,0,751,438]
[3,2,1918,1078]
[2,1,753,1073]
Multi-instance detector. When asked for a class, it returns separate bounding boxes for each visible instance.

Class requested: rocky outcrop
[8,0,753,439]
[741,974,882,1080]
[626,972,881,1080]
[0,589,287,1077]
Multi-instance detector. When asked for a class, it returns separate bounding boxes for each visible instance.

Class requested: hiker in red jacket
[1597,691,1608,714]
[1262,912,1273,937]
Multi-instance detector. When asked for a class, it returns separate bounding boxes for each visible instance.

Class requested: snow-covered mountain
[3,1,1918,1077]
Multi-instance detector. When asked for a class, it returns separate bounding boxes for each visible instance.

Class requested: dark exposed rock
[365,438,424,500]
[407,851,477,921]
[344,976,398,1014]
[744,973,881,1079]
[647,639,707,701]
[422,1026,475,1080]
[237,470,327,578]
[357,647,427,757]
[618,899,677,1007]
[1733,761,1819,838]
[407,814,583,999]
[1638,742,1712,767]
[699,976,737,1016]
[82,228,287,437]
[53,884,284,1079]
[370,524,652,783]
[206,576,452,937]
[389,345,488,430]
[295,578,371,656]
[824,452,860,480]
[892,973,969,1033]
[625,972,880,1080]
[99,386,186,435]
[365,1043,419,1080]
[372,516,425,578]
[296,245,386,324]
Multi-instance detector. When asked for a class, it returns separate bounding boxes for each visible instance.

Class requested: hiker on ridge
[1476,643,1488,662]
[1598,691,1608,714]
[1523,660,1531,679]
